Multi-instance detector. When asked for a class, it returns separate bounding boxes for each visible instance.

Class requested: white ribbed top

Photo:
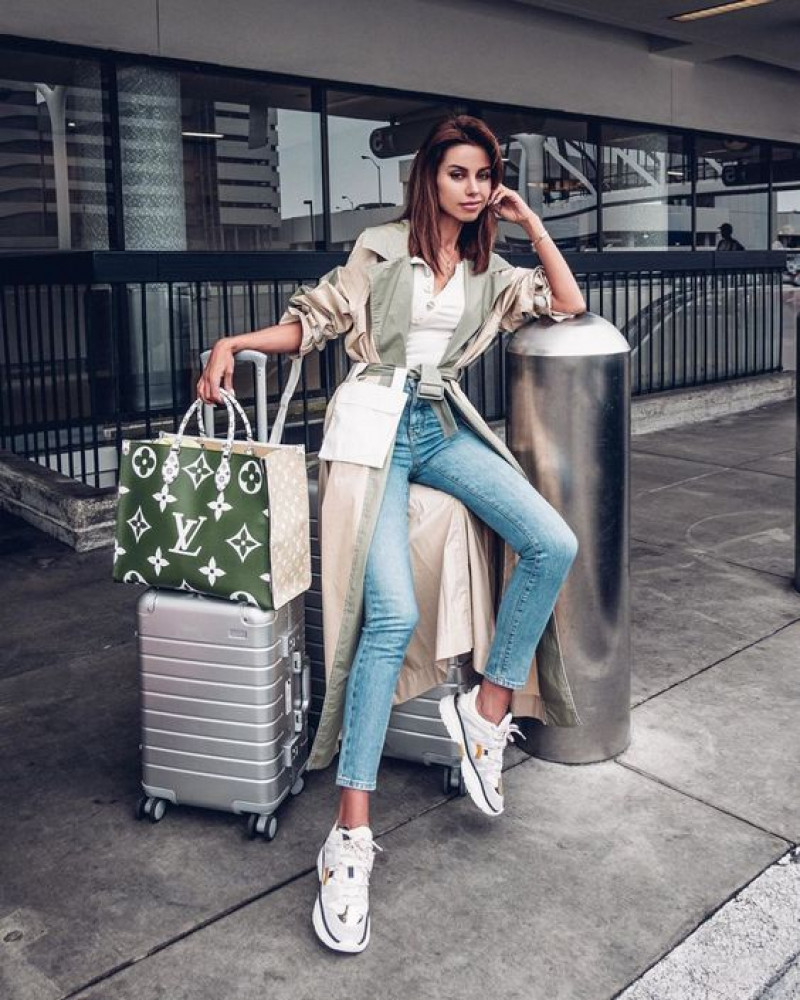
[405,257,465,368]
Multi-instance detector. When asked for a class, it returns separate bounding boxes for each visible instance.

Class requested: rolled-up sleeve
[278,232,370,357]
[498,264,577,331]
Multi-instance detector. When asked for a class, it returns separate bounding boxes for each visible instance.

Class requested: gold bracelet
[531,230,550,250]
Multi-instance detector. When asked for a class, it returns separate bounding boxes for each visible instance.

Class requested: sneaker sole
[439,694,503,817]
[312,846,371,954]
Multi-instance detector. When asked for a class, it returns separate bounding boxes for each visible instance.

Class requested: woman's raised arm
[488,183,586,316]
[196,320,302,405]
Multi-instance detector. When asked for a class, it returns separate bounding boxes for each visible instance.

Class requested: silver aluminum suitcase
[134,349,310,841]
[308,472,469,796]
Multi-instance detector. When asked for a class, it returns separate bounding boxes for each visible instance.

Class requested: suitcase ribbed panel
[143,726,288,762]
[140,648,291,686]
[143,745,286,781]
[141,689,283,725]
[382,657,471,767]
[142,670,286,706]
[142,708,282,742]
[142,765,298,813]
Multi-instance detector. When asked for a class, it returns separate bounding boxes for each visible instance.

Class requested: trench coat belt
[357,362,462,437]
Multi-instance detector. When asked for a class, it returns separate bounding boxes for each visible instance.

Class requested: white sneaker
[312,822,383,953]
[439,684,525,816]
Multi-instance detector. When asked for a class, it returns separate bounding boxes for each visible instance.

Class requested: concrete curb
[617,847,800,1000]
[0,449,116,552]
[630,371,796,436]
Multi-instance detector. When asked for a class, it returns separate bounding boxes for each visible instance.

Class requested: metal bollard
[506,312,631,763]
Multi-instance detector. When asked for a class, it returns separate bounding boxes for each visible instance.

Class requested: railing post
[795,311,800,593]
[506,311,632,762]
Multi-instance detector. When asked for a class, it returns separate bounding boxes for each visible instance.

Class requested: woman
[197,115,587,954]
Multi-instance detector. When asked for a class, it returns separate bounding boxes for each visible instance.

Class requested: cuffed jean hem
[480,671,530,691]
[335,775,377,791]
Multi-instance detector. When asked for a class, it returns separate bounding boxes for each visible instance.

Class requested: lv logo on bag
[169,513,208,557]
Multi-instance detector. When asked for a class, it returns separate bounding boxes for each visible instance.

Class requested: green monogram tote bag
[112,376,310,611]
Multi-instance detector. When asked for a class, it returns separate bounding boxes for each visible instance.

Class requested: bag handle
[161,389,255,492]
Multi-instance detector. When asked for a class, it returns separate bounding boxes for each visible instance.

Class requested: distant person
[716,223,745,251]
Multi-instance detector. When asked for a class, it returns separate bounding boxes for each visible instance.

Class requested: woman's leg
[334,441,418,802]
[414,417,578,700]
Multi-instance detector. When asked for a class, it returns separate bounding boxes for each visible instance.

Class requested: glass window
[599,123,691,251]
[116,66,322,250]
[695,134,768,250]
[771,144,800,251]
[325,89,466,249]
[479,109,598,252]
[0,45,112,251]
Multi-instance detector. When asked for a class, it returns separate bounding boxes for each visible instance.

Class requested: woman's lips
[461,202,482,210]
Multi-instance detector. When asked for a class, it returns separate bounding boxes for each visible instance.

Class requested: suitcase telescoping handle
[199,348,303,447]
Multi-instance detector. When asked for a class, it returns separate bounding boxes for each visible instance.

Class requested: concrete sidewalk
[1,396,798,1000]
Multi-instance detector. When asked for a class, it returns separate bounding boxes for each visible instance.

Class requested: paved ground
[1,392,798,1000]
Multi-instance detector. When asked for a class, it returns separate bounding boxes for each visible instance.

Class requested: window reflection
[695,135,768,250]
[326,90,465,249]
[479,110,598,251]
[600,124,691,251]
[771,145,800,253]
[0,46,111,250]
[175,72,322,250]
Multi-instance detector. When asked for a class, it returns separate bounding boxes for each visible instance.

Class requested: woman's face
[435,143,493,224]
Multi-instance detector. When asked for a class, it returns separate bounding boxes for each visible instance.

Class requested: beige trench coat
[279,220,583,772]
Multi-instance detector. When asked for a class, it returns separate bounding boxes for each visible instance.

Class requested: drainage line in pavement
[615,758,797,846]
[630,615,800,713]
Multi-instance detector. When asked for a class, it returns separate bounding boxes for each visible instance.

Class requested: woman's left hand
[487,183,536,228]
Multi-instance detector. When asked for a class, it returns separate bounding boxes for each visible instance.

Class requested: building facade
[0,1,798,491]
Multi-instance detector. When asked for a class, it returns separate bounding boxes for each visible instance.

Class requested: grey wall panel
[670,57,800,144]
[1,0,798,144]
[157,0,675,124]
[0,0,160,54]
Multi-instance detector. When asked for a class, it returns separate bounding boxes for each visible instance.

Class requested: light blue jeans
[336,377,579,791]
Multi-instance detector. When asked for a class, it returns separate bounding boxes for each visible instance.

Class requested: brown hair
[397,114,503,275]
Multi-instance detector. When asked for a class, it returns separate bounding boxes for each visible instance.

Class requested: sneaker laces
[480,718,526,789]
[327,834,384,912]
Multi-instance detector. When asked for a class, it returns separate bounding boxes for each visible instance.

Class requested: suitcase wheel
[443,766,467,798]
[290,776,305,797]
[136,795,168,823]
[247,813,278,842]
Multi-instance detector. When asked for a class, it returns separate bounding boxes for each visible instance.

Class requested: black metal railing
[0,249,786,489]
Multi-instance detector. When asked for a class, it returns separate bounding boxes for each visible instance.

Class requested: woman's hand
[487,183,540,230]
[196,338,235,405]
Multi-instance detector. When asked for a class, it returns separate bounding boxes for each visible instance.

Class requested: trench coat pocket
[318,367,408,469]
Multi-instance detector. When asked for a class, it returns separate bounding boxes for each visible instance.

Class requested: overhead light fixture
[723,138,751,152]
[671,0,774,22]
[181,131,225,139]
